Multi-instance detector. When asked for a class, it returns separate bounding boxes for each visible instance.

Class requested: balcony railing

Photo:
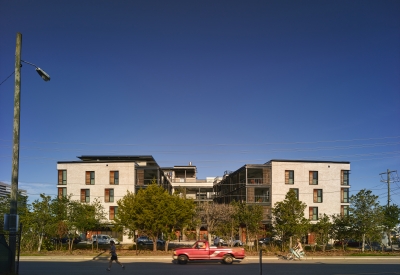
[249,195,270,203]
[247,178,263,185]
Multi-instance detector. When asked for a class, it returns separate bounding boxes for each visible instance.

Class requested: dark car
[52,236,81,244]
[136,236,165,246]
[334,239,360,247]
[259,237,281,246]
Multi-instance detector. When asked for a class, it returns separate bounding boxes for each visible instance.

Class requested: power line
[0,71,15,87]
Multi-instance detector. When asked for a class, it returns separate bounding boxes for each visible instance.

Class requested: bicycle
[286,248,307,260]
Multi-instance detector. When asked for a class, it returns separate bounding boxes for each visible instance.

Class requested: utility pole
[380,169,399,248]
[380,169,398,207]
[9,32,22,274]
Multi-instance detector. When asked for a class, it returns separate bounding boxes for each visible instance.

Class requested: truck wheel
[223,255,234,264]
[178,255,188,264]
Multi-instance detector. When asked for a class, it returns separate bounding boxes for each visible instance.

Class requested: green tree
[311,213,332,252]
[331,213,352,251]
[31,194,53,252]
[75,198,106,251]
[233,202,263,250]
[350,189,384,252]
[0,193,33,251]
[50,195,82,252]
[162,193,195,251]
[382,204,400,250]
[116,184,181,251]
[272,190,309,251]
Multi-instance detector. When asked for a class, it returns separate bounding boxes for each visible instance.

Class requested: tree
[30,194,53,252]
[116,184,191,251]
[50,195,82,253]
[350,189,384,252]
[311,213,332,252]
[382,204,400,250]
[196,202,235,245]
[0,193,33,251]
[331,214,352,251]
[75,198,106,251]
[162,193,195,251]
[233,202,263,250]
[272,190,309,251]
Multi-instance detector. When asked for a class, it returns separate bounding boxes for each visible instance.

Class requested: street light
[21,60,51,82]
[8,32,50,274]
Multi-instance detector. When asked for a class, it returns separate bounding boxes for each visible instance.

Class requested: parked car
[227,239,243,247]
[258,237,281,246]
[52,236,81,244]
[213,237,227,246]
[334,239,361,247]
[92,234,112,245]
[111,237,120,245]
[136,236,165,245]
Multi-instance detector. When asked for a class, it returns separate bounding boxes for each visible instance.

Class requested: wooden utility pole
[380,169,398,207]
[10,32,22,274]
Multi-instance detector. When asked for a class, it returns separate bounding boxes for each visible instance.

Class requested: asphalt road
[18,257,400,275]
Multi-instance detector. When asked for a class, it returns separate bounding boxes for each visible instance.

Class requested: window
[290,188,299,200]
[58,170,67,185]
[110,171,119,185]
[285,170,294,184]
[341,170,350,186]
[109,206,118,220]
[309,207,318,220]
[255,188,269,202]
[309,171,318,185]
[341,205,349,216]
[58,187,67,198]
[105,189,114,202]
[81,189,90,203]
[341,188,349,203]
[314,189,323,203]
[86,171,95,185]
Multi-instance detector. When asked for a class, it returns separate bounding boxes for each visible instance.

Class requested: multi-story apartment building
[213,160,350,229]
[56,155,172,240]
[57,156,350,243]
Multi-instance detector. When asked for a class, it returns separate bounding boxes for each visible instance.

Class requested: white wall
[270,161,350,219]
[57,162,136,219]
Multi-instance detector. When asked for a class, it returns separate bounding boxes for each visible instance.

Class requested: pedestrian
[107,240,125,271]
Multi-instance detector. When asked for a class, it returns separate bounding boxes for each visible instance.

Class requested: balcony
[247,178,263,185]
[247,195,269,203]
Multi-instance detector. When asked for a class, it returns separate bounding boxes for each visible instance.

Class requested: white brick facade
[270,160,350,220]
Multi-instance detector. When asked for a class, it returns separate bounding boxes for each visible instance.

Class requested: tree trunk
[37,235,43,252]
[362,233,365,252]
[165,240,169,252]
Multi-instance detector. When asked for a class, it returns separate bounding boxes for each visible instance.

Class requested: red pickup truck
[173,240,245,264]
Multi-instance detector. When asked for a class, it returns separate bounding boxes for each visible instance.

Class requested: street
[19,257,400,275]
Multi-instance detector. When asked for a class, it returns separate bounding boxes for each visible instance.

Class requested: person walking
[107,240,125,271]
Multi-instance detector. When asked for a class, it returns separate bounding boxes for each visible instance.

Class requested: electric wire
[0,71,15,86]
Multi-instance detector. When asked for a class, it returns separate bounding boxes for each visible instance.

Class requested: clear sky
[0,0,399,205]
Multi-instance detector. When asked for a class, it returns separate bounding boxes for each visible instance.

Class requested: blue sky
[0,0,399,205]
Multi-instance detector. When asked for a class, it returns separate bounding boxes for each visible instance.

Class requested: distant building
[0,182,27,198]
